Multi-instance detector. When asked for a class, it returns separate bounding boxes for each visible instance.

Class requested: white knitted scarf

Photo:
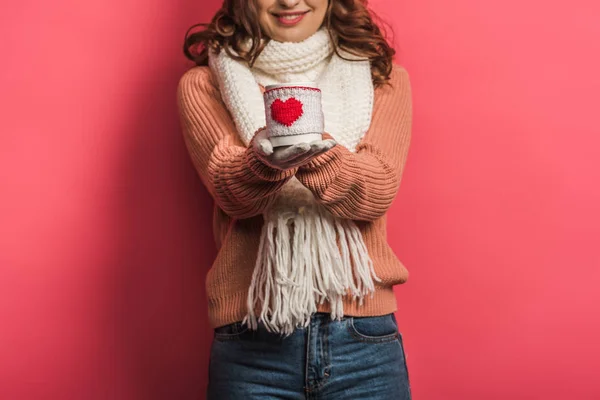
[208,28,381,336]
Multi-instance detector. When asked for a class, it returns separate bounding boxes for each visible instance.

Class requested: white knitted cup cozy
[208,28,379,336]
[264,84,324,146]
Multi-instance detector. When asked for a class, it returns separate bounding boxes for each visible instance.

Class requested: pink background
[1,0,599,398]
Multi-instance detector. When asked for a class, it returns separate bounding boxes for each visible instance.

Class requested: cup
[263,82,324,147]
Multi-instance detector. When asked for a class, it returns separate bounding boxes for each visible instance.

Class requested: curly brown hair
[182,0,396,87]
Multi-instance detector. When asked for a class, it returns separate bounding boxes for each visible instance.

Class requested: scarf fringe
[242,204,382,336]
[208,28,378,337]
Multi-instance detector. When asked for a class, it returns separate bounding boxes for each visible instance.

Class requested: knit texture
[177,64,412,331]
[265,86,324,141]
[208,28,374,151]
[208,30,384,336]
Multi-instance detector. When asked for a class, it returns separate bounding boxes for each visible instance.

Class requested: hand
[251,128,337,170]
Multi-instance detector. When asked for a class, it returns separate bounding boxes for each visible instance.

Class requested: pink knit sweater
[177,64,412,329]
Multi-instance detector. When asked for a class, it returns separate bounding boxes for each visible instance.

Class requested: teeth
[280,14,302,20]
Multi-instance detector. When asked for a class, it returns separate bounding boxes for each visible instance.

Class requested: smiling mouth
[272,11,310,26]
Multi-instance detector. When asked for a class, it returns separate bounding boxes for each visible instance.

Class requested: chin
[271,30,315,43]
[278,34,307,43]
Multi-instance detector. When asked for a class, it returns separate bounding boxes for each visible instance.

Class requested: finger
[308,138,336,150]
[305,139,337,159]
[254,127,268,141]
[286,140,338,168]
[285,147,326,168]
[285,140,336,164]
[271,143,311,163]
[324,138,337,148]
[251,128,272,155]
[285,151,317,168]
[256,137,273,156]
[272,142,323,170]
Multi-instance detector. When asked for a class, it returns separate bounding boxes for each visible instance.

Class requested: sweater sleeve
[295,65,413,221]
[177,66,298,219]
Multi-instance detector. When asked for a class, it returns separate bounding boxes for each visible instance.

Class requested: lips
[272,11,309,26]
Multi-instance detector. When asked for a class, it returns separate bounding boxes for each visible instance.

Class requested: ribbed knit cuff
[295,145,348,194]
[296,132,344,170]
[244,144,298,182]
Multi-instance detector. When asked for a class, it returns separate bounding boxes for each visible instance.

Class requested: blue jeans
[207,312,412,399]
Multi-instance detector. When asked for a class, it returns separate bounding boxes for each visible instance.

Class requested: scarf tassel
[242,204,382,336]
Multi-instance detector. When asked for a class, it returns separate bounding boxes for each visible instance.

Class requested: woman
[177,0,413,398]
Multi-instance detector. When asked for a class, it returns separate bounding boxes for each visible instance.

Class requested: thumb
[251,127,273,156]
[257,137,273,156]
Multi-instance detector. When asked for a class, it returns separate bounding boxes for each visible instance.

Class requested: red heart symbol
[270,97,304,127]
